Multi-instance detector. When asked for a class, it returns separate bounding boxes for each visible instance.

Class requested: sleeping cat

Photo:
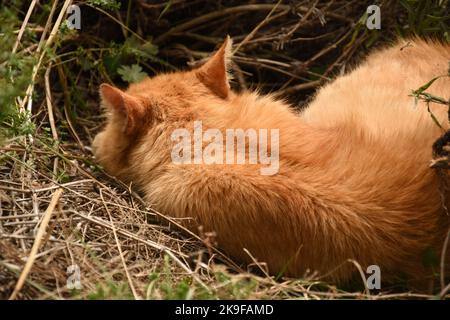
[92,37,450,286]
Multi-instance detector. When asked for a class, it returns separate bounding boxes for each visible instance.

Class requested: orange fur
[93,38,450,286]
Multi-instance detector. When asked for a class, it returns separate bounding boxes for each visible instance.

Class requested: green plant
[117,64,148,83]
[411,62,450,128]
[0,1,37,141]
[398,0,450,40]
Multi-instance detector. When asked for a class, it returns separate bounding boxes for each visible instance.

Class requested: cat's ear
[99,83,145,134]
[196,36,233,99]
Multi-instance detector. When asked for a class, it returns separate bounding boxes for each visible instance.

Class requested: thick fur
[93,38,450,286]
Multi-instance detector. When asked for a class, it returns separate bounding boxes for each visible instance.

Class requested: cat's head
[92,37,233,177]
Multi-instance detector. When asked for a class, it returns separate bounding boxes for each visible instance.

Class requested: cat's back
[301,39,450,145]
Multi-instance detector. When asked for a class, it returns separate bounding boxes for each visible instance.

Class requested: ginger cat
[93,37,450,287]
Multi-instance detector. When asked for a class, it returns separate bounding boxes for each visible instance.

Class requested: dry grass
[1,140,443,300]
[0,0,449,300]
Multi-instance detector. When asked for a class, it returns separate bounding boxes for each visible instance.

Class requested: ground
[0,0,449,300]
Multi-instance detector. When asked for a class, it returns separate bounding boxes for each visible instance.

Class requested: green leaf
[412,75,442,95]
[117,64,148,83]
[427,103,443,129]
[158,1,173,21]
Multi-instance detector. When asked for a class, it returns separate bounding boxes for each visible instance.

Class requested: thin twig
[233,0,283,55]
[100,189,141,300]
[9,188,63,300]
